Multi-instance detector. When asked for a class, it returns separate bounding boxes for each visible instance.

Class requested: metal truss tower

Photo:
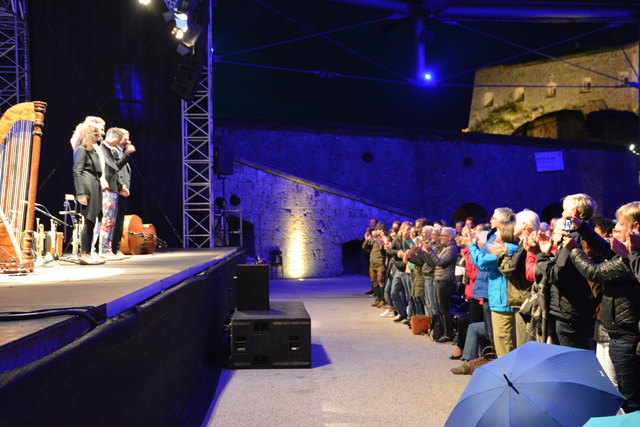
[0,0,29,110]
[180,4,215,248]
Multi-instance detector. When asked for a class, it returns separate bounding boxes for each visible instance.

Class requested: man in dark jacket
[386,221,412,322]
[362,222,387,307]
[108,128,135,258]
[564,201,640,413]
[534,193,598,349]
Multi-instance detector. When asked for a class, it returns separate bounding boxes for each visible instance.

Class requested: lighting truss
[163,0,216,248]
[0,0,29,111]
[179,7,215,248]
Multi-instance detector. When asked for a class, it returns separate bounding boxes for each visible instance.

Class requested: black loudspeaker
[214,143,235,175]
[236,264,269,311]
[230,301,311,369]
[171,49,205,101]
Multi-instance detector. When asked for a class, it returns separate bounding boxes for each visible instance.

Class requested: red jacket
[462,247,479,300]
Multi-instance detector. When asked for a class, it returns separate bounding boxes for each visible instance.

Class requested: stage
[0,247,245,426]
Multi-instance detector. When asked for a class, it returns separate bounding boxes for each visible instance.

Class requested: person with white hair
[490,209,540,345]
[531,193,600,349]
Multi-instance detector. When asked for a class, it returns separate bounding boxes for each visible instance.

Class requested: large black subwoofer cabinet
[230,301,311,368]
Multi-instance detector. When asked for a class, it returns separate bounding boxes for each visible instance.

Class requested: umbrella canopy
[446,341,624,427]
[584,411,640,426]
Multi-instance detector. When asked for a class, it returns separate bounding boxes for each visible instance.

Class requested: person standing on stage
[96,127,134,259]
[110,128,135,258]
[71,121,106,265]
[70,116,106,149]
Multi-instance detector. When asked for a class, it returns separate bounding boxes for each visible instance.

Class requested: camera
[564,219,572,232]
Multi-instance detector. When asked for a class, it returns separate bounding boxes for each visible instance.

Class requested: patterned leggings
[99,191,118,255]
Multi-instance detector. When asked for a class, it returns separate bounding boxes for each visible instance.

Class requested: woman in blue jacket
[467,221,519,357]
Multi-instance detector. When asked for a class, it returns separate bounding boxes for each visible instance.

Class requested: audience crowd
[361,194,640,414]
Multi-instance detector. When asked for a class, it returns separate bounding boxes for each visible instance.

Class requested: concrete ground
[203,275,470,427]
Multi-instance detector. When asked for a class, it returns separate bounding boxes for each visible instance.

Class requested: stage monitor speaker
[236,264,269,311]
[230,301,311,369]
[214,143,235,175]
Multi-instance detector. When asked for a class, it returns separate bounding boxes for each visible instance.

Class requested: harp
[0,101,47,273]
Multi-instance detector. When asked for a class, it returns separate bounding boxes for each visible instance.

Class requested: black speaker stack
[231,265,311,369]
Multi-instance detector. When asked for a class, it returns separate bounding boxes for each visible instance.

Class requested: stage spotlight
[175,22,202,55]
[230,194,241,207]
[630,144,636,152]
[138,0,151,5]
[172,27,186,40]
[172,17,189,39]
[420,71,436,85]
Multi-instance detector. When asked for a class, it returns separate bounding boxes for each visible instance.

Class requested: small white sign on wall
[535,151,564,172]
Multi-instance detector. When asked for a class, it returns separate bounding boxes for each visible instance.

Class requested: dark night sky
[23,0,639,245]
[211,0,637,130]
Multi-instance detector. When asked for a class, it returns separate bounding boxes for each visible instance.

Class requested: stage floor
[0,248,240,347]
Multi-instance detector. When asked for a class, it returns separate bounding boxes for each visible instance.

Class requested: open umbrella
[446,341,624,427]
[583,411,640,426]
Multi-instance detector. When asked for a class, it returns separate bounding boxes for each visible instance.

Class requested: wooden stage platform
[0,247,241,369]
[0,247,245,426]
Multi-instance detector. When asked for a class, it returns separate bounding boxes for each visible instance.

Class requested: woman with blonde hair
[72,121,105,265]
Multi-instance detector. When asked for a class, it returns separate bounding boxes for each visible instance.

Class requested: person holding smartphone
[533,193,602,349]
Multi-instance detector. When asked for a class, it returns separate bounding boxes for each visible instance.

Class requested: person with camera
[563,201,640,413]
[532,193,600,349]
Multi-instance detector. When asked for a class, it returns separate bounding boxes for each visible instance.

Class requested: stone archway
[512,109,638,146]
[540,203,563,224]
[585,110,638,147]
[453,203,490,225]
[342,239,368,276]
[513,110,585,140]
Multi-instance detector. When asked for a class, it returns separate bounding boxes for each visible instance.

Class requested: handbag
[410,315,432,335]
[468,345,498,372]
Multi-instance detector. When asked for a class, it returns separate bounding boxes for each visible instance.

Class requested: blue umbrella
[584,412,640,426]
[446,341,624,427]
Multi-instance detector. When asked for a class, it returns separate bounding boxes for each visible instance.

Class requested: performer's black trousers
[111,195,128,253]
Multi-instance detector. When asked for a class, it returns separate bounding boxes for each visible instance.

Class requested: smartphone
[564,219,571,231]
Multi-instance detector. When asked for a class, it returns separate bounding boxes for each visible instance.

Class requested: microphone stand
[30,203,71,266]
[58,198,82,263]
[33,204,71,228]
